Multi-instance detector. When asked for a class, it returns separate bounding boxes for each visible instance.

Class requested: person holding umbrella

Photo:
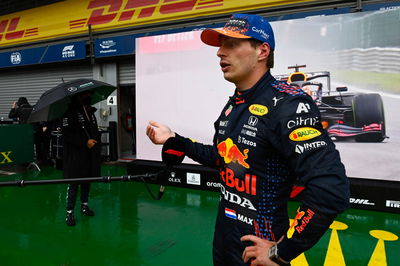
[27,78,116,226]
[62,90,101,226]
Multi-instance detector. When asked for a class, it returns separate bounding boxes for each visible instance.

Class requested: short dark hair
[249,39,274,68]
[17,97,29,106]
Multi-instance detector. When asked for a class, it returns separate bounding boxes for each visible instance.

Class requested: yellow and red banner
[0,0,315,47]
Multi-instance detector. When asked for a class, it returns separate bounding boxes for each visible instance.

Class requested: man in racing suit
[146,13,349,265]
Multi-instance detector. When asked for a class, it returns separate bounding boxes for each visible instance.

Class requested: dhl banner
[0,0,316,47]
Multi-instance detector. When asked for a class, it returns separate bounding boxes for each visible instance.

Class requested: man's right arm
[174,134,219,168]
[146,120,220,168]
[8,107,17,119]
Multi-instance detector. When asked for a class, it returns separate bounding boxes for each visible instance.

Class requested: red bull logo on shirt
[220,167,257,195]
[287,208,315,238]
[217,138,249,168]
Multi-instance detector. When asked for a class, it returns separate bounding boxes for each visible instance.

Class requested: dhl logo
[69,0,224,29]
[248,104,268,116]
[289,127,321,141]
[0,151,13,164]
[217,138,249,168]
[0,17,38,42]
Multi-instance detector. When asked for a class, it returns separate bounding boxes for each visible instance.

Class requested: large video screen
[136,7,400,182]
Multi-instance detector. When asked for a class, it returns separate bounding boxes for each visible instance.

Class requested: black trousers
[66,183,90,211]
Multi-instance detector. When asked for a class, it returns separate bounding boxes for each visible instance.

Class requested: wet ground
[0,165,399,265]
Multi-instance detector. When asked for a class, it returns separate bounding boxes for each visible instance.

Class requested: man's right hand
[146,120,175,145]
[87,139,97,149]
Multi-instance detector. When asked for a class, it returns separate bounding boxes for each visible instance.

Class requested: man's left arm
[271,95,350,262]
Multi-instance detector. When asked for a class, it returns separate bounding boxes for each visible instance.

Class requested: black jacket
[8,103,33,124]
[175,71,350,263]
[61,104,101,178]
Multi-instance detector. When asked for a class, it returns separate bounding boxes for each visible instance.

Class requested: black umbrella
[28,79,116,123]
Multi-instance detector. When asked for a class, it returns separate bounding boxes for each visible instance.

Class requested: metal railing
[322,47,400,73]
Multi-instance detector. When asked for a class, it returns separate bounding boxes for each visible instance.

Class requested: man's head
[72,91,93,106]
[17,97,29,106]
[200,14,275,90]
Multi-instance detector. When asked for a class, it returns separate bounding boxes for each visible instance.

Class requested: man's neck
[236,68,269,91]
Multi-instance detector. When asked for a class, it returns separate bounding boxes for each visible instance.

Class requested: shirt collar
[230,71,275,104]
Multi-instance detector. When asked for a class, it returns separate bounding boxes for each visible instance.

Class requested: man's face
[217,36,260,85]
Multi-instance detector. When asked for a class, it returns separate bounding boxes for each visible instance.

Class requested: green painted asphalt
[0,165,399,266]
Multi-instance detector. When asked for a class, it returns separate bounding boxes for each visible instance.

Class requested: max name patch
[249,104,268,116]
[289,127,321,141]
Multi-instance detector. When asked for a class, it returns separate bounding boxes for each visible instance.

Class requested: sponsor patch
[249,104,268,116]
[295,141,327,154]
[225,105,233,116]
[289,127,321,141]
[287,116,319,129]
[248,116,259,126]
[220,168,257,195]
[220,185,256,211]
[296,102,311,114]
[272,96,283,106]
[287,208,315,238]
[225,208,237,219]
[220,120,229,127]
[241,129,256,137]
[217,138,249,168]
[238,136,256,147]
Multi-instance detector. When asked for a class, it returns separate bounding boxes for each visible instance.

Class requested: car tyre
[353,93,385,142]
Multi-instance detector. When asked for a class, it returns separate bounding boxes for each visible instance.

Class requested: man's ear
[258,43,270,62]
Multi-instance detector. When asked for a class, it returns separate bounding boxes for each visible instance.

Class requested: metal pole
[0,173,157,187]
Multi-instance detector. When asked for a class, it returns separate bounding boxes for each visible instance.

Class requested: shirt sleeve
[8,108,18,119]
[268,94,350,261]
[173,119,221,168]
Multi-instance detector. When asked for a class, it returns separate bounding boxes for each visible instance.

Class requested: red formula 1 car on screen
[275,65,387,142]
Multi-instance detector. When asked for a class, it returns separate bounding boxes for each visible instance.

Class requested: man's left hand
[240,235,278,266]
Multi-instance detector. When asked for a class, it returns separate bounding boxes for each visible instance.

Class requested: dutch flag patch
[225,208,237,220]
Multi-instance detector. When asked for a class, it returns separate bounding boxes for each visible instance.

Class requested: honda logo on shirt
[248,116,258,126]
